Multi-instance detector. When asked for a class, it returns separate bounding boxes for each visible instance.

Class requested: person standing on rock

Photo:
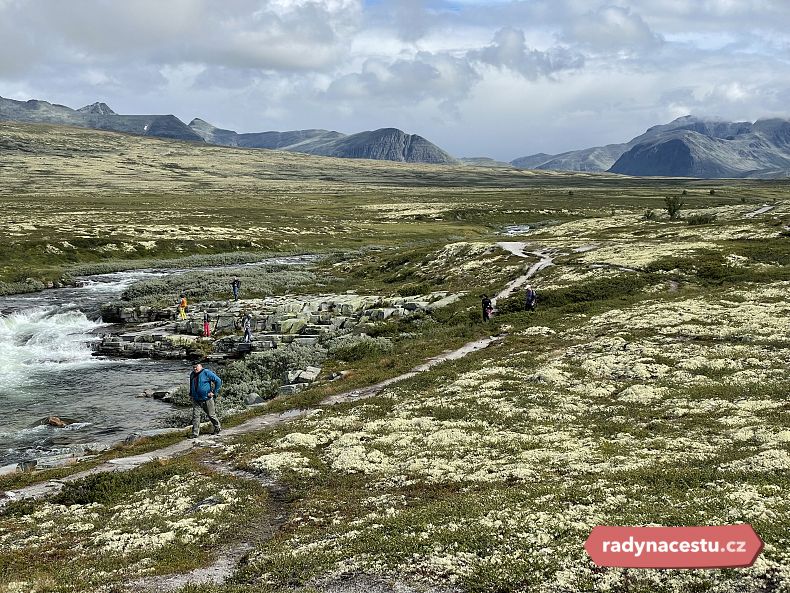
[189,361,222,438]
[178,294,189,320]
[524,285,537,311]
[481,294,493,321]
[231,277,241,301]
[242,312,253,343]
[203,311,211,338]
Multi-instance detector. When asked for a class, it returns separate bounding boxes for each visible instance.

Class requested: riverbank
[0,254,322,467]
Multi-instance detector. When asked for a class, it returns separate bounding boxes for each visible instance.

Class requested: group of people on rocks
[176,277,254,342]
[177,278,242,318]
[481,285,537,321]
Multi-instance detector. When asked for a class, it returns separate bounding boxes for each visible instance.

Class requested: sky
[1,0,790,161]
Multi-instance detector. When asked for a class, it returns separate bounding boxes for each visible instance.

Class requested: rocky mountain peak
[77,102,116,115]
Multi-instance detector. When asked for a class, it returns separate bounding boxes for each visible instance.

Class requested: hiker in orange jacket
[178,294,188,320]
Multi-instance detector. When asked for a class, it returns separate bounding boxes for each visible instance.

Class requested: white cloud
[469,27,584,79]
[1,0,790,161]
[565,5,663,52]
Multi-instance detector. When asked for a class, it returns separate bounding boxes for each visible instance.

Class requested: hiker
[525,285,538,311]
[481,294,493,322]
[178,294,188,320]
[203,311,211,337]
[242,313,253,343]
[188,361,222,438]
[231,277,241,301]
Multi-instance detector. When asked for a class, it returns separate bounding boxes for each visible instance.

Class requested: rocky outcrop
[94,292,463,360]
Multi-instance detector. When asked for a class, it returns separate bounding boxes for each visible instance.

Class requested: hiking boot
[213,428,221,436]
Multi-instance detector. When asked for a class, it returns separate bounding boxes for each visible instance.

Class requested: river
[0,256,313,467]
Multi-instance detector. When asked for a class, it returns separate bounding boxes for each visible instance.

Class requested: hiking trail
[1,239,555,592]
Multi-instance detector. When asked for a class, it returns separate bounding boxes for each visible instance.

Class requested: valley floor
[2,197,790,593]
[1,123,790,593]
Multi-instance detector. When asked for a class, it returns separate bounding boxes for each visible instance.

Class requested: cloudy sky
[2,0,789,160]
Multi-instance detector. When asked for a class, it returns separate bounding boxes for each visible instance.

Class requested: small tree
[665,196,685,220]
[643,209,657,221]
[709,189,716,195]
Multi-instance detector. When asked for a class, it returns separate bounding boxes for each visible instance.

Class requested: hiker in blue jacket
[189,361,222,438]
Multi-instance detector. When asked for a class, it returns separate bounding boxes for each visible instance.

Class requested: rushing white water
[0,255,317,466]
[0,307,105,388]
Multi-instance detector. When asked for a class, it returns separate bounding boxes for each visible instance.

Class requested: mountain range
[0,96,455,165]
[511,115,790,178]
[3,95,790,177]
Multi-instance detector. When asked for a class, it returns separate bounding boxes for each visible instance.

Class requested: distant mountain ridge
[0,95,455,164]
[511,115,790,178]
[187,118,456,164]
[0,96,203,142]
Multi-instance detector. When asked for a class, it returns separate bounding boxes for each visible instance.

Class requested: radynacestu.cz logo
[585,525,763,569]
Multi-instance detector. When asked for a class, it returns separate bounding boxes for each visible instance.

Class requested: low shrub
[219,343,328,406]
[687,213,718,225]
[0,278,45,296]
[53,461,185,505]
[496,274,650,314]
[326,334,393,362]
[120,267,315,307]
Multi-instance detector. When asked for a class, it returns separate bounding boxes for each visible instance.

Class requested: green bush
[0,278,45,296]
[664,196,685,220]
[53,462,185,505]
[496,274,649,314]
[219,343,328,405]
[326,334,393,362]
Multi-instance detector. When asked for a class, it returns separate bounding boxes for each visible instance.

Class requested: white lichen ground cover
[220,208,790,592]
[0,466,267,592]
[2,201,789,593]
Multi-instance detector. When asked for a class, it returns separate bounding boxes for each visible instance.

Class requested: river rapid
[0,257,312,467]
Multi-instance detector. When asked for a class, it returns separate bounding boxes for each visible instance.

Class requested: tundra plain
[1,121,789,593]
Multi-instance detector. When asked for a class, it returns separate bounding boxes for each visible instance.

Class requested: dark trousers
[191,398,220,437]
